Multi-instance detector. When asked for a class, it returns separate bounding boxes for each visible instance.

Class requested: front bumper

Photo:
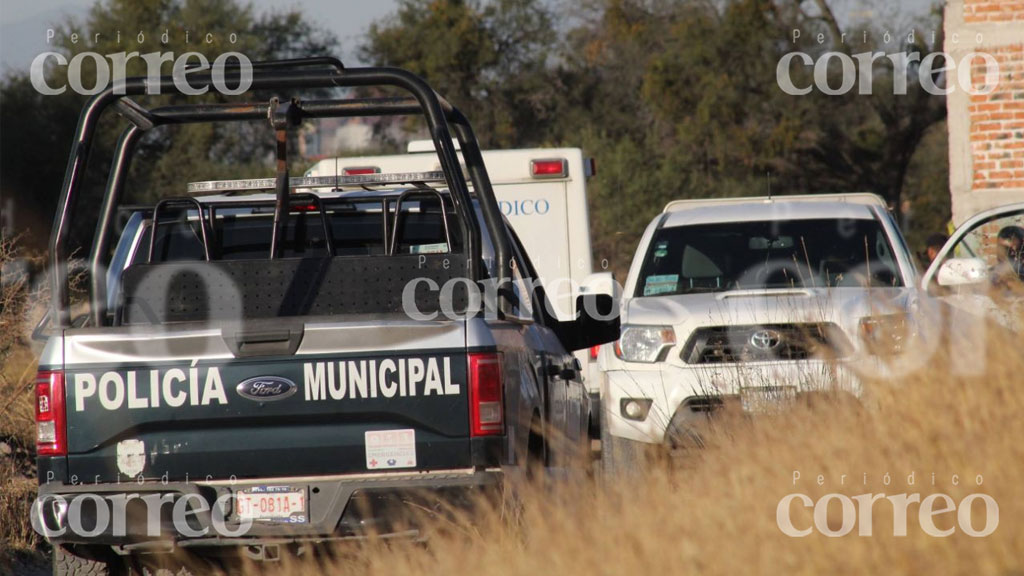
[602,360,862,444]
[36,468,502,549]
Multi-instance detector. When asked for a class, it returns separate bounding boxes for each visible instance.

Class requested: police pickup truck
[34,59,618,575]
[306,141,607,436]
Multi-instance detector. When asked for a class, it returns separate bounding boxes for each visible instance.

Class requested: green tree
[543,0,949,271]
[361,0,559,147]
[0,73,83,250]
[0,0,338,251]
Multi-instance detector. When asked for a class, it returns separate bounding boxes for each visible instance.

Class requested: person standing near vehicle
[991,226,1024,293]
[923,233,948,266]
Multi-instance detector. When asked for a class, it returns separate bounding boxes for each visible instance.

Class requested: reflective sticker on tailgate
[365,429,416,470]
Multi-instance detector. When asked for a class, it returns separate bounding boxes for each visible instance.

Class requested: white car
[597,193,920,470]
[921,202,1024,332]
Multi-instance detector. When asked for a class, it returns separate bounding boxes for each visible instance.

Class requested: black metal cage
[47,57,512,328]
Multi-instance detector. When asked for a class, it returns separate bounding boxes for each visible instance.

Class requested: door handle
[225,326,304,357]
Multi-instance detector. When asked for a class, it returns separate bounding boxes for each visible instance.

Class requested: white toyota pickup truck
[597,193,920,471]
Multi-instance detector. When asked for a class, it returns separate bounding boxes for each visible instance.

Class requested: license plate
[740,386,797,414]
[235,486,307,523]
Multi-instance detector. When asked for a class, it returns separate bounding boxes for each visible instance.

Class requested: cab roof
[661,196,883,228]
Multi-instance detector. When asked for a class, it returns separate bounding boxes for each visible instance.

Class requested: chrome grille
[680,323,850,364]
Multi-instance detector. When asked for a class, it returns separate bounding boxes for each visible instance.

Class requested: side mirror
[936,257,988,287]
[555,273,620,351]
[579,272,620,300]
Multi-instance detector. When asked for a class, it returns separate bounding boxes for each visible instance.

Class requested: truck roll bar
[388,188,454,256]
[147,197,213,263]
[52,59,512,328]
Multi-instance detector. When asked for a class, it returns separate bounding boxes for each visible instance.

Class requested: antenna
[766,171,773,200]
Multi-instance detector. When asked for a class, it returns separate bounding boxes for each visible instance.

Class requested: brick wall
[969,45,1024,190]
[946,0,1024,225]
[963,0,1024,23]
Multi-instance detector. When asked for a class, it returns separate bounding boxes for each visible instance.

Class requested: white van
[306,142,602,393]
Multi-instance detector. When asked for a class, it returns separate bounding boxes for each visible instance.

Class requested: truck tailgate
[61,319,472,483]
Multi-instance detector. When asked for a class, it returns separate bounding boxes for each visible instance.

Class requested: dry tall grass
[0,238,45,567]
[261,325,1023,576]
[1,226,1022,575]
[5,322,1024,575]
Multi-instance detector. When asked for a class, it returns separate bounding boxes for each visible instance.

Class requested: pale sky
[0,0,940,74]
[0,0,399,73]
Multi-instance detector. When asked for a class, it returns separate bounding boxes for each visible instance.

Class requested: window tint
[636,218,902,296]
[135,220,207,263]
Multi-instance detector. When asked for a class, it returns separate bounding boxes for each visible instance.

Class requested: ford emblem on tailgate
[236,376,297,401]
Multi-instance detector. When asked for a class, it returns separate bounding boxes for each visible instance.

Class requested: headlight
[614,325,677,363]
[859,313,914,356]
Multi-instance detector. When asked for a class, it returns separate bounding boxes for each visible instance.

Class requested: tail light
[35,370,67,456]
[589,345,600,360]
[468,353,503,437]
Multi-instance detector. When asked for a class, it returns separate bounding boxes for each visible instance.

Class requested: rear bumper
[36,468,502,548]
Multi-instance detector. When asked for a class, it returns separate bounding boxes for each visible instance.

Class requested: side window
[474,206,498,279]
[135,220,208,264]
[931,209,1024,294]
[507,228,550,324]
[507,242,535,322]
[107,212,144,312]
[949,212,1023,267]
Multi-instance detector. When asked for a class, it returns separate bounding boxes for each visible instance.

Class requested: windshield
[635,218,902,296]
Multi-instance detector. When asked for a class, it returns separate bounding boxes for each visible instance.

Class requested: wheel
[53,545,118,576]
[664,407,711,451]
[500,414,546,528]
[599,415,646,478]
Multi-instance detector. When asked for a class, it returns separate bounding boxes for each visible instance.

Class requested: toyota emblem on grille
[749,329,782,351]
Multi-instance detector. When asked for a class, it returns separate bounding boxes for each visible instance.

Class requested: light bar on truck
[186,171,448,194]
[408,139,461,153]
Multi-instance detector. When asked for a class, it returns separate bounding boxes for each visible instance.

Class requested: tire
[664,408,710,451]
[525,417,546,481]
[599,416,646,478]
[53,545,117,576]
[500,415,545,528]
